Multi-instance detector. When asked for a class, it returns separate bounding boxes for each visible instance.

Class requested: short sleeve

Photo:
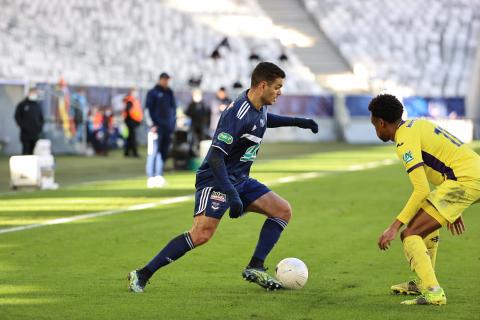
[211,108,246,155]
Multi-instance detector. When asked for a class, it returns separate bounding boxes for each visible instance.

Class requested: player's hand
[378,226,398,250]
[295,118,318,133]
[225,188,243,219]
[447,216,465,236]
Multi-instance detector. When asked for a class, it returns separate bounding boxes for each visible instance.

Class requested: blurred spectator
[249,50,261,61]
[70,88,88,142]
[279,51,289,62]
[188,76,202,87]
[210,48,221,60]
[89,106,112,156]
[218,37,230,50]
[210,87,232,135]
[186,89,211,156]
[145,72,177,188]
[122,88,143,158]
[232,81,244,98]
[14,87,44,155]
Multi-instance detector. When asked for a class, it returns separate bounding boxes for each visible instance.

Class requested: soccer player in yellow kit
[368,94,480,305]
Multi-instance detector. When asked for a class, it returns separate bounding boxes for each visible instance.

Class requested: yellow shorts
[422,179,480,225]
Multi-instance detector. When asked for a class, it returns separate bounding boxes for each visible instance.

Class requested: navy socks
[250,217,288,267]
[141,232,195,279]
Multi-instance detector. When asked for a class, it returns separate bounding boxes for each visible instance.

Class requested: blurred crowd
[14,72,235,187]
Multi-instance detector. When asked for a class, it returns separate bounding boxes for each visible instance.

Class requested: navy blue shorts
[193,178,271,219]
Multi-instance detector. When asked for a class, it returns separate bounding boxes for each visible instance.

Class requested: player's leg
[128,186,227,292]
[128,214,220,292]
[146,131,158,187]
[391,228,440,295]
[240,179,291,290]
[399,204,446,305]
[246,191,291,269]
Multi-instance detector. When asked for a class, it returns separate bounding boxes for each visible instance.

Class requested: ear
[259,81,267,91]
[378,118,386,128]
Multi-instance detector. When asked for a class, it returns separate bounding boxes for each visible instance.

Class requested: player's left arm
[266,113,318,133]
[378,167,430,250]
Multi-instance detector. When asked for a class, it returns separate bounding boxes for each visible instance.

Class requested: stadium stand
[0,0,323,94]
[304,0,480,96]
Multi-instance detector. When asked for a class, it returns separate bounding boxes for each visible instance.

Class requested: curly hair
[368,94,403,123]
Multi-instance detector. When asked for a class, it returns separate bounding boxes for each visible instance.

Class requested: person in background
[145,72,177,188]
[71,88,88,143]
[210,87,232,135]
[14,87,44,155]
[186,88,211,156]
[123,88,143,158]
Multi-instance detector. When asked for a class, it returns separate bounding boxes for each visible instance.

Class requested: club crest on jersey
[218,132,233,144]
[210,191,226,202]
[211,202,220,211]
[403,151,414,164]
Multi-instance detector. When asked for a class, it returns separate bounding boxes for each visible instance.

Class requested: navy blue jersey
[195,90,268,189]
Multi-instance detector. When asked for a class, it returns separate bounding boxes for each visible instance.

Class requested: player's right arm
[207,105,246,218]
[207,148,243,218]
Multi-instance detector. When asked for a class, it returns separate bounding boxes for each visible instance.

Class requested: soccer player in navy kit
[128,62,319,292]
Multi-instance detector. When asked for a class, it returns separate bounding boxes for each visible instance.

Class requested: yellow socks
[423,230,440,270]
[403,235,439,289]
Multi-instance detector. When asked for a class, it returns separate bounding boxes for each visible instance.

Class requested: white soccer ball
[275,257,309,289]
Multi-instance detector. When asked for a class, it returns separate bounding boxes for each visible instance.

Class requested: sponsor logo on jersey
[210,191,226,202]
[396,142,404,147]
[240,144,260,162]
[403,150,414,164]
[218,132,233,144]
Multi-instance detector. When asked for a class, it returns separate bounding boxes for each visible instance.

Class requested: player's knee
[278,201,292,222]
[190,228,214,246]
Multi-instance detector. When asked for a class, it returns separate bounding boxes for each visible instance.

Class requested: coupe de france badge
[403,151,414,164]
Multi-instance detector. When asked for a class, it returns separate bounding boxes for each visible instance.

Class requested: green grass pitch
[0,143,479,319]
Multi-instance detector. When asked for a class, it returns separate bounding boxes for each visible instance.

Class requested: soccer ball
[275,257,308,289]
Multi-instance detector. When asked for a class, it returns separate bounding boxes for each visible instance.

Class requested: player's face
[261,78,283,105]
[371,116,390,142]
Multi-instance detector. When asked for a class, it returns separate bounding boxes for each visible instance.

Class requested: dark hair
[250,62,285,87]
[368,94,403,123]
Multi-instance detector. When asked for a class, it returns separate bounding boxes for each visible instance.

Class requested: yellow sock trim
[403,235,439,289]
[424,230,440,270]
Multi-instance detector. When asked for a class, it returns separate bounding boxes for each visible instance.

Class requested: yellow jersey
[394,119,480,224]
[395,119,480,183]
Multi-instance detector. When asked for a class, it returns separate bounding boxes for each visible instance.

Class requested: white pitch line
[0,195,193,235]
[0,159,397,235]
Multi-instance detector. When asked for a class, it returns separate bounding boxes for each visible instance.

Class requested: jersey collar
[394,120,406,142]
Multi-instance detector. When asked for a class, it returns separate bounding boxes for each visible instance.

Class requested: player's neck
[391,120,403,141]
[247,89,263,110]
